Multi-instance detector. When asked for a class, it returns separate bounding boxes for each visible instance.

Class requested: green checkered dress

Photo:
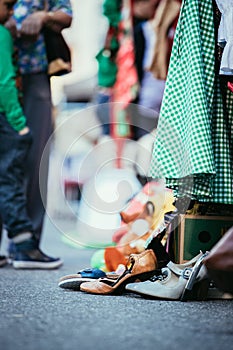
[149,0,233,204]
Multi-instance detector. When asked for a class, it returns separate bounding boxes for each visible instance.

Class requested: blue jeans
[22,73,52,238]
[0,113,33,238]
[94,92,111,135]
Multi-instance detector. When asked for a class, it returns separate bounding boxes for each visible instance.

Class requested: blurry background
[51,0,108,105]
[43,0,180,251]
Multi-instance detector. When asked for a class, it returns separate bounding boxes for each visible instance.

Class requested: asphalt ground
[0,215,232,350]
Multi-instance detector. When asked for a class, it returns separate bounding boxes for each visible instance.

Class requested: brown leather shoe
[80,249,157,295]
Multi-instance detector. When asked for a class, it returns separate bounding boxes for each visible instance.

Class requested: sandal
[58,268,119,290]
[80,249,157,295]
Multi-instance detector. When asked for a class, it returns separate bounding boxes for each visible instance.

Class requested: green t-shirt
[0,25,26,131]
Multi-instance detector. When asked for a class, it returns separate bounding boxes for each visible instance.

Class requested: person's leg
[0,114,34,238]
[0,114,62,269]
[22,73,53,239]
[94,91,111,135]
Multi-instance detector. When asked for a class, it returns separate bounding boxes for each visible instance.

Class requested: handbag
[203,226,233,293]
[43,27,71,76]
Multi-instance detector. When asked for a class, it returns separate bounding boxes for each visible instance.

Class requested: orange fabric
[104,246,127,272]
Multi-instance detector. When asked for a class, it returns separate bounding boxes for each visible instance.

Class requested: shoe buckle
[182,268,192,280]
[150,275,162,282]
[150,270,168,282]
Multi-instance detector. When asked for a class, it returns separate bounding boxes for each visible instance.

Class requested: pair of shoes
[58,268,119,290]
[0,255,8,267]
[126,252,209,301]
[80,249,157,295]
[12,235,63,269]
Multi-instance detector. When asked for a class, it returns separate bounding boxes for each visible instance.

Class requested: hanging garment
[149,0,233,204]
[111,0,139,140]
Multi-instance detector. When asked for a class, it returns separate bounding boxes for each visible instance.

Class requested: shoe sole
[13,259,63,269]
[125,284,182,300]
[58,277,93,290]
[126,279,209,301]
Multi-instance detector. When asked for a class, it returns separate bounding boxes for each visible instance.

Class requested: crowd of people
[0,0,232,299]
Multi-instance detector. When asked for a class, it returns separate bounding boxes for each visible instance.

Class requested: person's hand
[5,17,18,38]
[19,126,30,135]
[19,11,47,39]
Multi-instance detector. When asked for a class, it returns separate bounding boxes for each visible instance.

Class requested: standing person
[0,0,63,268]
[5,1,72,256]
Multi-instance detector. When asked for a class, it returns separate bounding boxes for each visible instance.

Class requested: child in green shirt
[0,0,27,133]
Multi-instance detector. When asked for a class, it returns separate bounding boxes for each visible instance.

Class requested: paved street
[0,214,232,350]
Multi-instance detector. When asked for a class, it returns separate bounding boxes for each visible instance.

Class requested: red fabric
[228,82,233,93]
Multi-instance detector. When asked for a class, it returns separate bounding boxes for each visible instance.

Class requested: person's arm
[19,0,72,37]
[47,0,73,31]
[0,27,26,132]
[4,17,18,38]
[18,10,71,37]
[44,9,72,32]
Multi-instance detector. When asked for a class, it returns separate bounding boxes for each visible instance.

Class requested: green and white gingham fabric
[149,0,233,204]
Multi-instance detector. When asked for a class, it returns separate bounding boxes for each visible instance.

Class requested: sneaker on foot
[13,249,63,269]
[0,255,8,267]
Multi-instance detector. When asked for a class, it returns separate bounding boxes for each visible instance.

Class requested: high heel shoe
[80,249,157,295]
[125,252,207,300]
[180,252,209,301]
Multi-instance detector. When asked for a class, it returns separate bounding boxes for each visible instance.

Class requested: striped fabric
[149,0,233,204]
